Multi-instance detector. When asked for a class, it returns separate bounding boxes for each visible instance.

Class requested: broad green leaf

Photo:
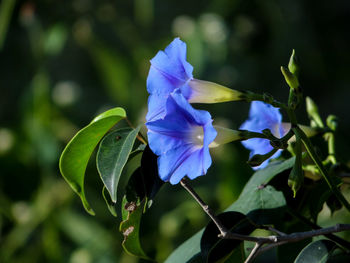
[239,157,295,196]
[200,212,256,262]
[96,126,141,203]
[226,158,294,224]
[165,158,294,262]
[227,185,286,224]
[59,107,126,215]
[165,230,204,263]
[294,240,337,263]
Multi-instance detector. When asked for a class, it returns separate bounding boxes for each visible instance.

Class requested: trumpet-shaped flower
[146,90,217,184]
[240,101,287,169]
[146,38,243,121]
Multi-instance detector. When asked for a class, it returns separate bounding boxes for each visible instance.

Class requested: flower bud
[326,115,338,131]
[306,97,324,128]
[281,66,299,90]
[187,79,244,104]
[288,49,299,76]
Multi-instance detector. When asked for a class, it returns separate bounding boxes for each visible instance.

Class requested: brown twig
[244,242,263,263]
[180,177,228,237]
[181,177,350,262]
[125,117,147,144]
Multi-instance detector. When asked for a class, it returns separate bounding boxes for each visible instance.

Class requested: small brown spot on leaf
[123,226,134,236]
[257,183,267,190]
[116,135,122,140]
[124,202,137,212]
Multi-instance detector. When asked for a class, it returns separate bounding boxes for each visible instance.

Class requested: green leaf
[59,107,126,215]
[119,197,151,260]
[119,148,164,260]
[96,126,141,203]
[239,157,295,196]
[102,186,117,217]
[128,144,146,161]
[294,240,338,263]
[227,185,286,224]
[200,212,256,262]
[165,230,204,263]
[165,158,294,262]
[227,158,294,224]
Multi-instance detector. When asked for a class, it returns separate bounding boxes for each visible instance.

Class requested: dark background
[1,0,350,262]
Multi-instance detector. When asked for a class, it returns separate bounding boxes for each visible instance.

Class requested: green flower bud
[326,115,338,131]
[288,49,299,76]
[306,97,324,128]
[281,66,299,90]
[188,79,244,104]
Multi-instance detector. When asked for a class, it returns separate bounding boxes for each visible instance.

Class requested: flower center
[190,126,204,146]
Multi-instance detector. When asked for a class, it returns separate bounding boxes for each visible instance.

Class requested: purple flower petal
[146,90,216,184]
[240,101,284,170]
[146,38,194,121]
[158,145,212,184]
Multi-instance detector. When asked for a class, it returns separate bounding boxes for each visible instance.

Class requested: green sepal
[247,148,278,167]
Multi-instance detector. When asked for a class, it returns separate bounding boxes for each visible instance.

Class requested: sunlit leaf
[59,107,126,215]
[96,126,141,203]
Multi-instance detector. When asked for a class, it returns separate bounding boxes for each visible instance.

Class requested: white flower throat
[190,126,205,146]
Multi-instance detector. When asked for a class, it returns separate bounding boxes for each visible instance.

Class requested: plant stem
[181,177,350,261]
[293,126,350,212]
[125,118,148,144]
[327,132,337,164]
[243,91,288,110]
[180,178,228,237]
[287,207,350,250]
[244,242,263,263]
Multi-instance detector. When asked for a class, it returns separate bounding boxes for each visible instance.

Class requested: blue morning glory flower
[240,101,287,169]
[146,90,217,184]
[146,38,243,121]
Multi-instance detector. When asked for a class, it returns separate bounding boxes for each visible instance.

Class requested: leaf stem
[242,91,288,110]
[125,118,147,144]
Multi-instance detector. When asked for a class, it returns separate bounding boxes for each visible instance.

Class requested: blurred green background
[1,0,350,262]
